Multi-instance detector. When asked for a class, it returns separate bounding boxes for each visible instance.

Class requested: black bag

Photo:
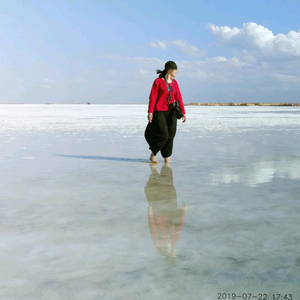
[163,78,183,119]
[169,101,183,119]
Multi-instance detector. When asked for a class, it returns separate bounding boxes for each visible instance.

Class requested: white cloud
[101,54,164,66]
[125,81,139,86]
[128,57,164,64]
[272,73,300,82]
[127,56,232,82]
[127,57,164,73]
[149,41,167,50]
[102,54,123,60]
[227,57,247,67]
[42,85,52,89]
[206,22,300,57]
[190,70,209,81]
[206,56,227,63]
[137,68,153,78]
[175,56,249,82]
[149,39,206,57]
[198,22,300,87]
[76,77,87,83]
[172,40,206,57]
[44,78,55,83]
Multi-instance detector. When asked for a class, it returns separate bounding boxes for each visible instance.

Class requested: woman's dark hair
[156,61,177,78]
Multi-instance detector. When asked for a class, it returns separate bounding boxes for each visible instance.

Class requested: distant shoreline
[184,102,299,106]
[1,102,299,106]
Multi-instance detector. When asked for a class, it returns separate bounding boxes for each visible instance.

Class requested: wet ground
[1,105,300,299]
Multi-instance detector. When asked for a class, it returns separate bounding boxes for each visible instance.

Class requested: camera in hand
[169,101,183,119]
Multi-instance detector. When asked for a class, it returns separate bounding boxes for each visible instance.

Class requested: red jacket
[148,78,186,114]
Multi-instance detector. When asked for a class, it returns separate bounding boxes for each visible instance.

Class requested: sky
[1,0,300,104]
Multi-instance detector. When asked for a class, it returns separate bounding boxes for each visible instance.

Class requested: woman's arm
[148,79,159,114]
[174,80,187,122]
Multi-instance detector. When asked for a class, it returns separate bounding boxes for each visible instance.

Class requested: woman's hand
[148,113,153,123]
[182,114,187,123]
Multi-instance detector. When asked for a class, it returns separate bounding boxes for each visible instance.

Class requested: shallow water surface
[1,105,300,299]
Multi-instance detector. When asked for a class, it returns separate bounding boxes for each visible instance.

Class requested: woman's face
[169,69,177,78]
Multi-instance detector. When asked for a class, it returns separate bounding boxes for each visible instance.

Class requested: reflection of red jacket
[148,209,185,250]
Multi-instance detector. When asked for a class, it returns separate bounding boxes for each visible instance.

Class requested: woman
[145,61,186,164]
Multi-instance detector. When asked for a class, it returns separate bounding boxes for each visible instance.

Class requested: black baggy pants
[144,110,177,158]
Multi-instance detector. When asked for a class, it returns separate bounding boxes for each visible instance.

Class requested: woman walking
[145,61,186,164]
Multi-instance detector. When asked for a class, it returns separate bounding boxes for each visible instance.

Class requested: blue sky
[1,0,300,103]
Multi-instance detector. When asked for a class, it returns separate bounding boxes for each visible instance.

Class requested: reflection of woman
[145,61,186,164]
[144,164,186,265]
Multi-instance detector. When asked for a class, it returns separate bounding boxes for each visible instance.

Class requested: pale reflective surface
[1,105,300,299]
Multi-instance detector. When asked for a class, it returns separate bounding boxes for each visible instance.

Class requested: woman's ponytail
[156,69,167,78]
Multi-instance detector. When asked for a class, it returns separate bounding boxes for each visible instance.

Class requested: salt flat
[1,104,300,299]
